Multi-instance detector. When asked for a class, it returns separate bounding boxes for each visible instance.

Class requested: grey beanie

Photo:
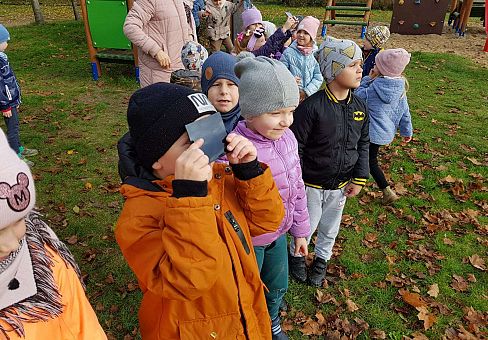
[235,56,299,118]
[314,36,362,83]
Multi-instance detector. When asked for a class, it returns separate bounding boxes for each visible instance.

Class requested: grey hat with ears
[235,55,299,118]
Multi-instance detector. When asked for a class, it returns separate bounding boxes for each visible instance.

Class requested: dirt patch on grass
[327,20,488,68]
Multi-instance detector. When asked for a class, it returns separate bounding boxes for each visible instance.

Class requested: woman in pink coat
[124,0,197,87]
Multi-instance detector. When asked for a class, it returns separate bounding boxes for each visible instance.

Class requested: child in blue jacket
[0,24,37,166]
[355,48,413,204]
[361,25,390,77]
[280,16,323,103]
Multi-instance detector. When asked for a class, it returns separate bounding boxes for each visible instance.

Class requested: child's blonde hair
[373,71,409,96]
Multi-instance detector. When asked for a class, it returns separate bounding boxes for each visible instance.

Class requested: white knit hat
[0,129,35,229]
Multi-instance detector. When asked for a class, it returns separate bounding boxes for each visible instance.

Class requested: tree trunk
[30,0,45,24]
[71,0,81,20]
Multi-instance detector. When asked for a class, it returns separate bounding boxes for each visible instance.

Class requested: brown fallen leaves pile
[279,141,487,339]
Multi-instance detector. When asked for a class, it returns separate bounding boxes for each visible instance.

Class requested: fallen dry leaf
[399,289,427,308]
[300,319,321,336]
[443,237,454,245]
[281,319,294,332]
[370,329,386,339]
[416,306,437,330]
[440,175,458,184]
[468,254,486,271]
[66,235,78,245]
[411,331,429,339]
[457,325,479,340]
[315,312,326,325]
[346,299,359,312]
[466,157,483,166]
[394,182,409,195]
[127,282,139,292]
[105,273,115,284]
[463,306,487,334]
[315,289,338,305]
[427,283,439,298]
[451,274,469,292]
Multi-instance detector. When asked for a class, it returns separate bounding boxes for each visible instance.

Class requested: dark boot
[288,254,307,283]
[271,316,289,340]
[308,257,327,287]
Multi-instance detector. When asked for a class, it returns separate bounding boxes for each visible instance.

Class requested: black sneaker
[288,254,307,283]
[271,317,289,340]
[308,257,327,287]
[272,331,289,340]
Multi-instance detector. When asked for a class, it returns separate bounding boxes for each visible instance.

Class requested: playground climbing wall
[390,0,451,34]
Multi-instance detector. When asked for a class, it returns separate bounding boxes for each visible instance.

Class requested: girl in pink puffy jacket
[232,55,310,340]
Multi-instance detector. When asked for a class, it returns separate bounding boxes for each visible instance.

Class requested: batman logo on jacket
[353,111,365,121]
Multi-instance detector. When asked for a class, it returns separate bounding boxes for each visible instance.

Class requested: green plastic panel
[87,0,131,50]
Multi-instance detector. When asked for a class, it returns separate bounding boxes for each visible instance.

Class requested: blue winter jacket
[355,75,412,145]
[361,47,381,78]
[0,52,21,111]
[280,41,323,97]
[192,0,205,27]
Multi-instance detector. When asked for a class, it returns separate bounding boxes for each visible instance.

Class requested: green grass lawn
[2,8,487,340]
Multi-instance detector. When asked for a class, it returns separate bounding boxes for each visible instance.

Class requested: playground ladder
[321,0,374,38]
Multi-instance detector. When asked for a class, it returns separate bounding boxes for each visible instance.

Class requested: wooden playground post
[362,0,373,38]
[321,0,372,37]
[80,0,101,79]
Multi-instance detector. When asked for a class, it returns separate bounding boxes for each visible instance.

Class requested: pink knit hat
[242,7,263,31]
[375,48,411,77]
[0,129,35,230]
[296,16,321,41]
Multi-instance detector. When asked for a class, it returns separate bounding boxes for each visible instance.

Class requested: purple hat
[242,7,263,31]
[375,48,411,77]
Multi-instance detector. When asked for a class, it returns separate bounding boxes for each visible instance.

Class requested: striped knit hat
[365,26,390,48]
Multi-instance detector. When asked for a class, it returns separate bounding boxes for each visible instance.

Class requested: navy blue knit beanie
[201,52,240,95]
[127,82,217,170]
[0,25,10,44]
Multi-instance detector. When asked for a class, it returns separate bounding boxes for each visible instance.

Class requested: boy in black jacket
[289,37,369,287]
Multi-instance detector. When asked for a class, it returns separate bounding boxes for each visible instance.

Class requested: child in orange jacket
[0,129,106,340]
[115,82,284,339]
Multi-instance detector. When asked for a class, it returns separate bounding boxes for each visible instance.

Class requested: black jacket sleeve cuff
[231,159,264,181]
[172,180,208,198]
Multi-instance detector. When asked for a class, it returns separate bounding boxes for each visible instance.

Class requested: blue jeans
[3,106,21,154]
[254,234,288,321]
